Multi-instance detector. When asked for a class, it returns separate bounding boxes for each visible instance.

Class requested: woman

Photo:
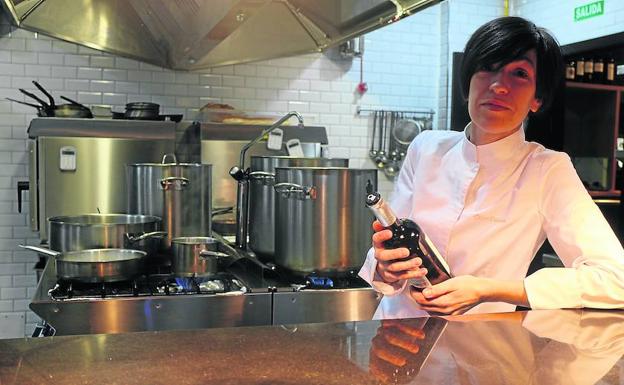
[359,16,624,318]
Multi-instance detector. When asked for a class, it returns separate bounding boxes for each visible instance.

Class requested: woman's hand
[372,220,427,284]
[410,276,529,315]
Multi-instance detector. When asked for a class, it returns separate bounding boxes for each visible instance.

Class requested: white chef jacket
[359,124,624,319]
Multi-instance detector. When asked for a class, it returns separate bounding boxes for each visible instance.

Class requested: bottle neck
[368,197,398,227]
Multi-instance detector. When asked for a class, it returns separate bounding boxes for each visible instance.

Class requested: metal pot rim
[48,214,162,226]
[274,167,377,171]
[58,248,147,262]
[127,163,210,167]
[171,236,217,245]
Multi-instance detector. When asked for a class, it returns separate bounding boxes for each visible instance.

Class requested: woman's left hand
[409,275,487,315]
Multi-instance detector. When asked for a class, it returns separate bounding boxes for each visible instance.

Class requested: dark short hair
[460,16,564,113]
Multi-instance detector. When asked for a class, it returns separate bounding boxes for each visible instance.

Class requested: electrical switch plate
[267,128,284,151]
[59,146,77,171]
[286,138,305,157]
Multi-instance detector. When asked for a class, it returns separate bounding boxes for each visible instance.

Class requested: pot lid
[0,0,441,70]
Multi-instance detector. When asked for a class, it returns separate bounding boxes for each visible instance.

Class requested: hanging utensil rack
[358,107,435,180]
[356,106,435,117]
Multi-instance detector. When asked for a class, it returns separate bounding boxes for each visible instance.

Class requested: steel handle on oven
[160,176,189,190]
[274,182,317,200]
[125,231,167,243]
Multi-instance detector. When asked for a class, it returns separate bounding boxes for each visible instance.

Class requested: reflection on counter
[1,310,624,385]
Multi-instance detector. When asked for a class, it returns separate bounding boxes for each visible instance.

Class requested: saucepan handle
[125,231,167,243]
[249,171,275,185]
[199,250,230,259]
[274,182,316,200]
[18,244,61,258]
[161,153,178,164]
[160,176,189,190]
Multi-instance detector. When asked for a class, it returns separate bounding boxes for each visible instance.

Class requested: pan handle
[125,231,167,243]
[18,244,61,258]
[32,80,55,109]
[160,176,189,190]
[19,88,49,108]
[199,250,230,259]
[161,153,178,164]
[6,97,41,109]
[274,182,317,200]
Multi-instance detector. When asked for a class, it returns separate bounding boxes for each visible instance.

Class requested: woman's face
[467,49,542,144]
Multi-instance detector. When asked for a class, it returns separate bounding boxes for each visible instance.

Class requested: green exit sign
[574,0,604,22]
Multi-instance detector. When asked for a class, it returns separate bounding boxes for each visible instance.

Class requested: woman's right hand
[372,220,427,284]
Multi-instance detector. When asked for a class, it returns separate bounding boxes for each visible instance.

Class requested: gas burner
[48,273,248,301]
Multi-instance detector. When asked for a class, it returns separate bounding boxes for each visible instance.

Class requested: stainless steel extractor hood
[1,0,440,70]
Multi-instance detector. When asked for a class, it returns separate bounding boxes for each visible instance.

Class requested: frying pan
[11,81,93,118]
[19,245,145,283]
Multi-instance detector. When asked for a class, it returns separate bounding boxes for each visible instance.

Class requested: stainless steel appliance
[29,249,381,336]
[274,167,378,274]
[249,156,349,257]
[1,0,442,70]
[126,157,212,248]
[25,118,175,241]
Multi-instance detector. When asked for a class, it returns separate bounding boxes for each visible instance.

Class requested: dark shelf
[566,81,624,92]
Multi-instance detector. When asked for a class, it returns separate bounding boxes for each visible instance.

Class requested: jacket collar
[461,122,527,166]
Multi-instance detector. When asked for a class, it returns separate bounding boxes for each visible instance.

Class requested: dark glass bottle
[606,58,615,84]
[565,60,576,81]
[575,57,585,82]
[593,57,604,83]
[365,187,451,289]
[584,57,594,82]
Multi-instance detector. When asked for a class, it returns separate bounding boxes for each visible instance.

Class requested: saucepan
[47,214,166,257]
[19,245,146,283]
[170,237,229,277]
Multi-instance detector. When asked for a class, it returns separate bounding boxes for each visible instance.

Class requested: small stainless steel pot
[171,237,228,277]
[20,245,146,283]
[47,214,164,256]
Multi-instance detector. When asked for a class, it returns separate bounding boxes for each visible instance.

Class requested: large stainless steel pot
[249,156,349,257]
[127,154,212,249]
[48,214,163,256]
[273,167,377,275]
[171,237,228,277]
[20,245,146,283]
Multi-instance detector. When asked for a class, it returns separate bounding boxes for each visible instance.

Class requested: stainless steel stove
[30,246,381,336]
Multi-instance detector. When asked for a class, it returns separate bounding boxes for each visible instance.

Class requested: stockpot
[47,214,164,256]
[127,154,212,249]
[171,237,229,277]
[273,167,377,275]
[248,156,349,257]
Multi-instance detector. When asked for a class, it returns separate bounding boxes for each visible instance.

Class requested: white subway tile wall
[0,0,621,337]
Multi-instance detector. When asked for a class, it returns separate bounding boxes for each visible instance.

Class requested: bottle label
[576,62,585,75]
[607,63,615,80]
[585,61,594,72]
[617,65,624,76]
[594,62,604,72]
[565,66,575,79]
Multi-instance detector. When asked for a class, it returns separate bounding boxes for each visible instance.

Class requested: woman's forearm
[481,278,530,308]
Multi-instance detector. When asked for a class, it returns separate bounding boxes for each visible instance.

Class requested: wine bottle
[365,183,452,289]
